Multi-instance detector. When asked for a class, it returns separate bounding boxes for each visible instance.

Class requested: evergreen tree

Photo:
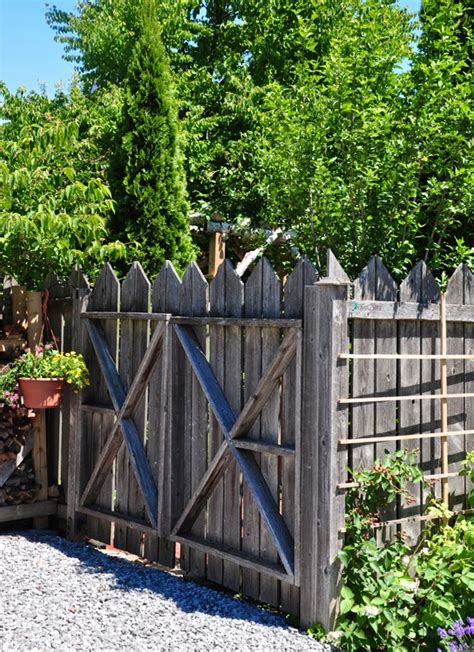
[111,0,195,276]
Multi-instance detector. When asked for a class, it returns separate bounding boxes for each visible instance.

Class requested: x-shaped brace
[171,324,299,578]
[79,316,170,528]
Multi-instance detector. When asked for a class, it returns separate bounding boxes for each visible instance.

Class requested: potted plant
[0,345,90,409]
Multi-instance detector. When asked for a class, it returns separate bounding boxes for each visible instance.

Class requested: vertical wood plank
[180,263,208,577]
[421,276,441,512]
[461,265,474,506]
[300,258,349,630]
[352,260,376,474]
[241,258,281,605]
[44,272,72,493]
[399,261,439,545]
[66,269,90,540]
[86,264,119,544]
[208,261,243,590]
[146,261,181,567]
[352,257,397,539]
[446,266,468,510]
[115,263,150,555]
[281,257,316,615]
[32,411,48,528]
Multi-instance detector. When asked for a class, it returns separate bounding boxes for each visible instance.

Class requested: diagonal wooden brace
[172,325,298,576]
[80,318,168,528]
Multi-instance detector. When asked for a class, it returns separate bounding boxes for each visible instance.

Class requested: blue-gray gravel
[0,531,333,651]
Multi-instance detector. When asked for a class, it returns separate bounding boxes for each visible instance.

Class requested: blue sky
[0,0,422,95]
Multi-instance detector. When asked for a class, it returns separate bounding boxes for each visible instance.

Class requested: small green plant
[0,345,89,409]
[308,449,474,651]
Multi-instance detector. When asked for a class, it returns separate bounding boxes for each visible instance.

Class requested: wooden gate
[67,257,315,616]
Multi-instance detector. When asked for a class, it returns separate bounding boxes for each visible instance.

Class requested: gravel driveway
[0,531,332,651]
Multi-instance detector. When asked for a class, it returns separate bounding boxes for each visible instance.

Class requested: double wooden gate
[65,257,313,619]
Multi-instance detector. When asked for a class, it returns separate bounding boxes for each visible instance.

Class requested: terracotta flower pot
[19,378,65,409]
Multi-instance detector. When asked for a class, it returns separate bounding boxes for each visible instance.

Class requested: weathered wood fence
[38,252,473,629]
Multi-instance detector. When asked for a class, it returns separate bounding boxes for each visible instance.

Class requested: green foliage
[42,0,474,277]
[110,0,195,276]
[309,450,474,651]
[0,84,126,288]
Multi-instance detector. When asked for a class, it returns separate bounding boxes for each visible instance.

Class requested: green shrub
[308,449,474,651]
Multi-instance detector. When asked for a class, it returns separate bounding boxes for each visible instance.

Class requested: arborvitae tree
[111,0,195,276]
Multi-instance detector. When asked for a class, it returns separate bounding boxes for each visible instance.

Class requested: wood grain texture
[280,257,316,614]
[353,257,397,540]
[446,266,470,510]
[399,262,439,545]
[115,263,150,555]
[300,258,349,630]
[208,260,243,589]
[180,263,208,577]
[44,272,71,491]
[66,269,90,539]
[145,261,181,567]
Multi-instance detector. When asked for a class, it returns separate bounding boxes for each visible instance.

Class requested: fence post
[66,281,89,539]
[300,274,349,631]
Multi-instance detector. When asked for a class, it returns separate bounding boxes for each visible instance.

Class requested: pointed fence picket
[31,252,473,632]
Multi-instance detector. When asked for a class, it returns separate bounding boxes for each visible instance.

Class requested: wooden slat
[44,272,70,490]
[351,259,376,479]
[399,262,433,544]
[145,261,181,567]
[463,265,474,508]
[340,429,474,445]
[300,256,350,630]
[81,403,116,416]
[242,260,268,601]
[77,505,156,536]
[180,263,208,577]
[258,259,281,606]
[94,265,120,544]
[66,269,90,540]
[346,300,474,322]
[341,353,474,360]
[373,260,398,538]
[340,393,474,403]
[207,264,227,584]
[172,534,293,583]
[0,500,57,523]
[115,262,150,555]
[446,266,469,511]
[420,275,441,517]
[32,411,48,528]
[280,257,315,614]
[208,260,243,589]
[82,312,301,328]
[233,438,295,457]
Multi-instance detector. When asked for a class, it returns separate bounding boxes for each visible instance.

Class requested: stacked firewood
[0,459,37,505]
[0,409,31,459]
[0,408,37,505]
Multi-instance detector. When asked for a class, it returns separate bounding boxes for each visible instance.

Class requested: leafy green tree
[45,0,474,278]
[110,0,195,276]
[0,84,125,288]
[408,0,474,276]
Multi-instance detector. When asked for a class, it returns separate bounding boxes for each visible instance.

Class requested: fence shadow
[5,529,293,630]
